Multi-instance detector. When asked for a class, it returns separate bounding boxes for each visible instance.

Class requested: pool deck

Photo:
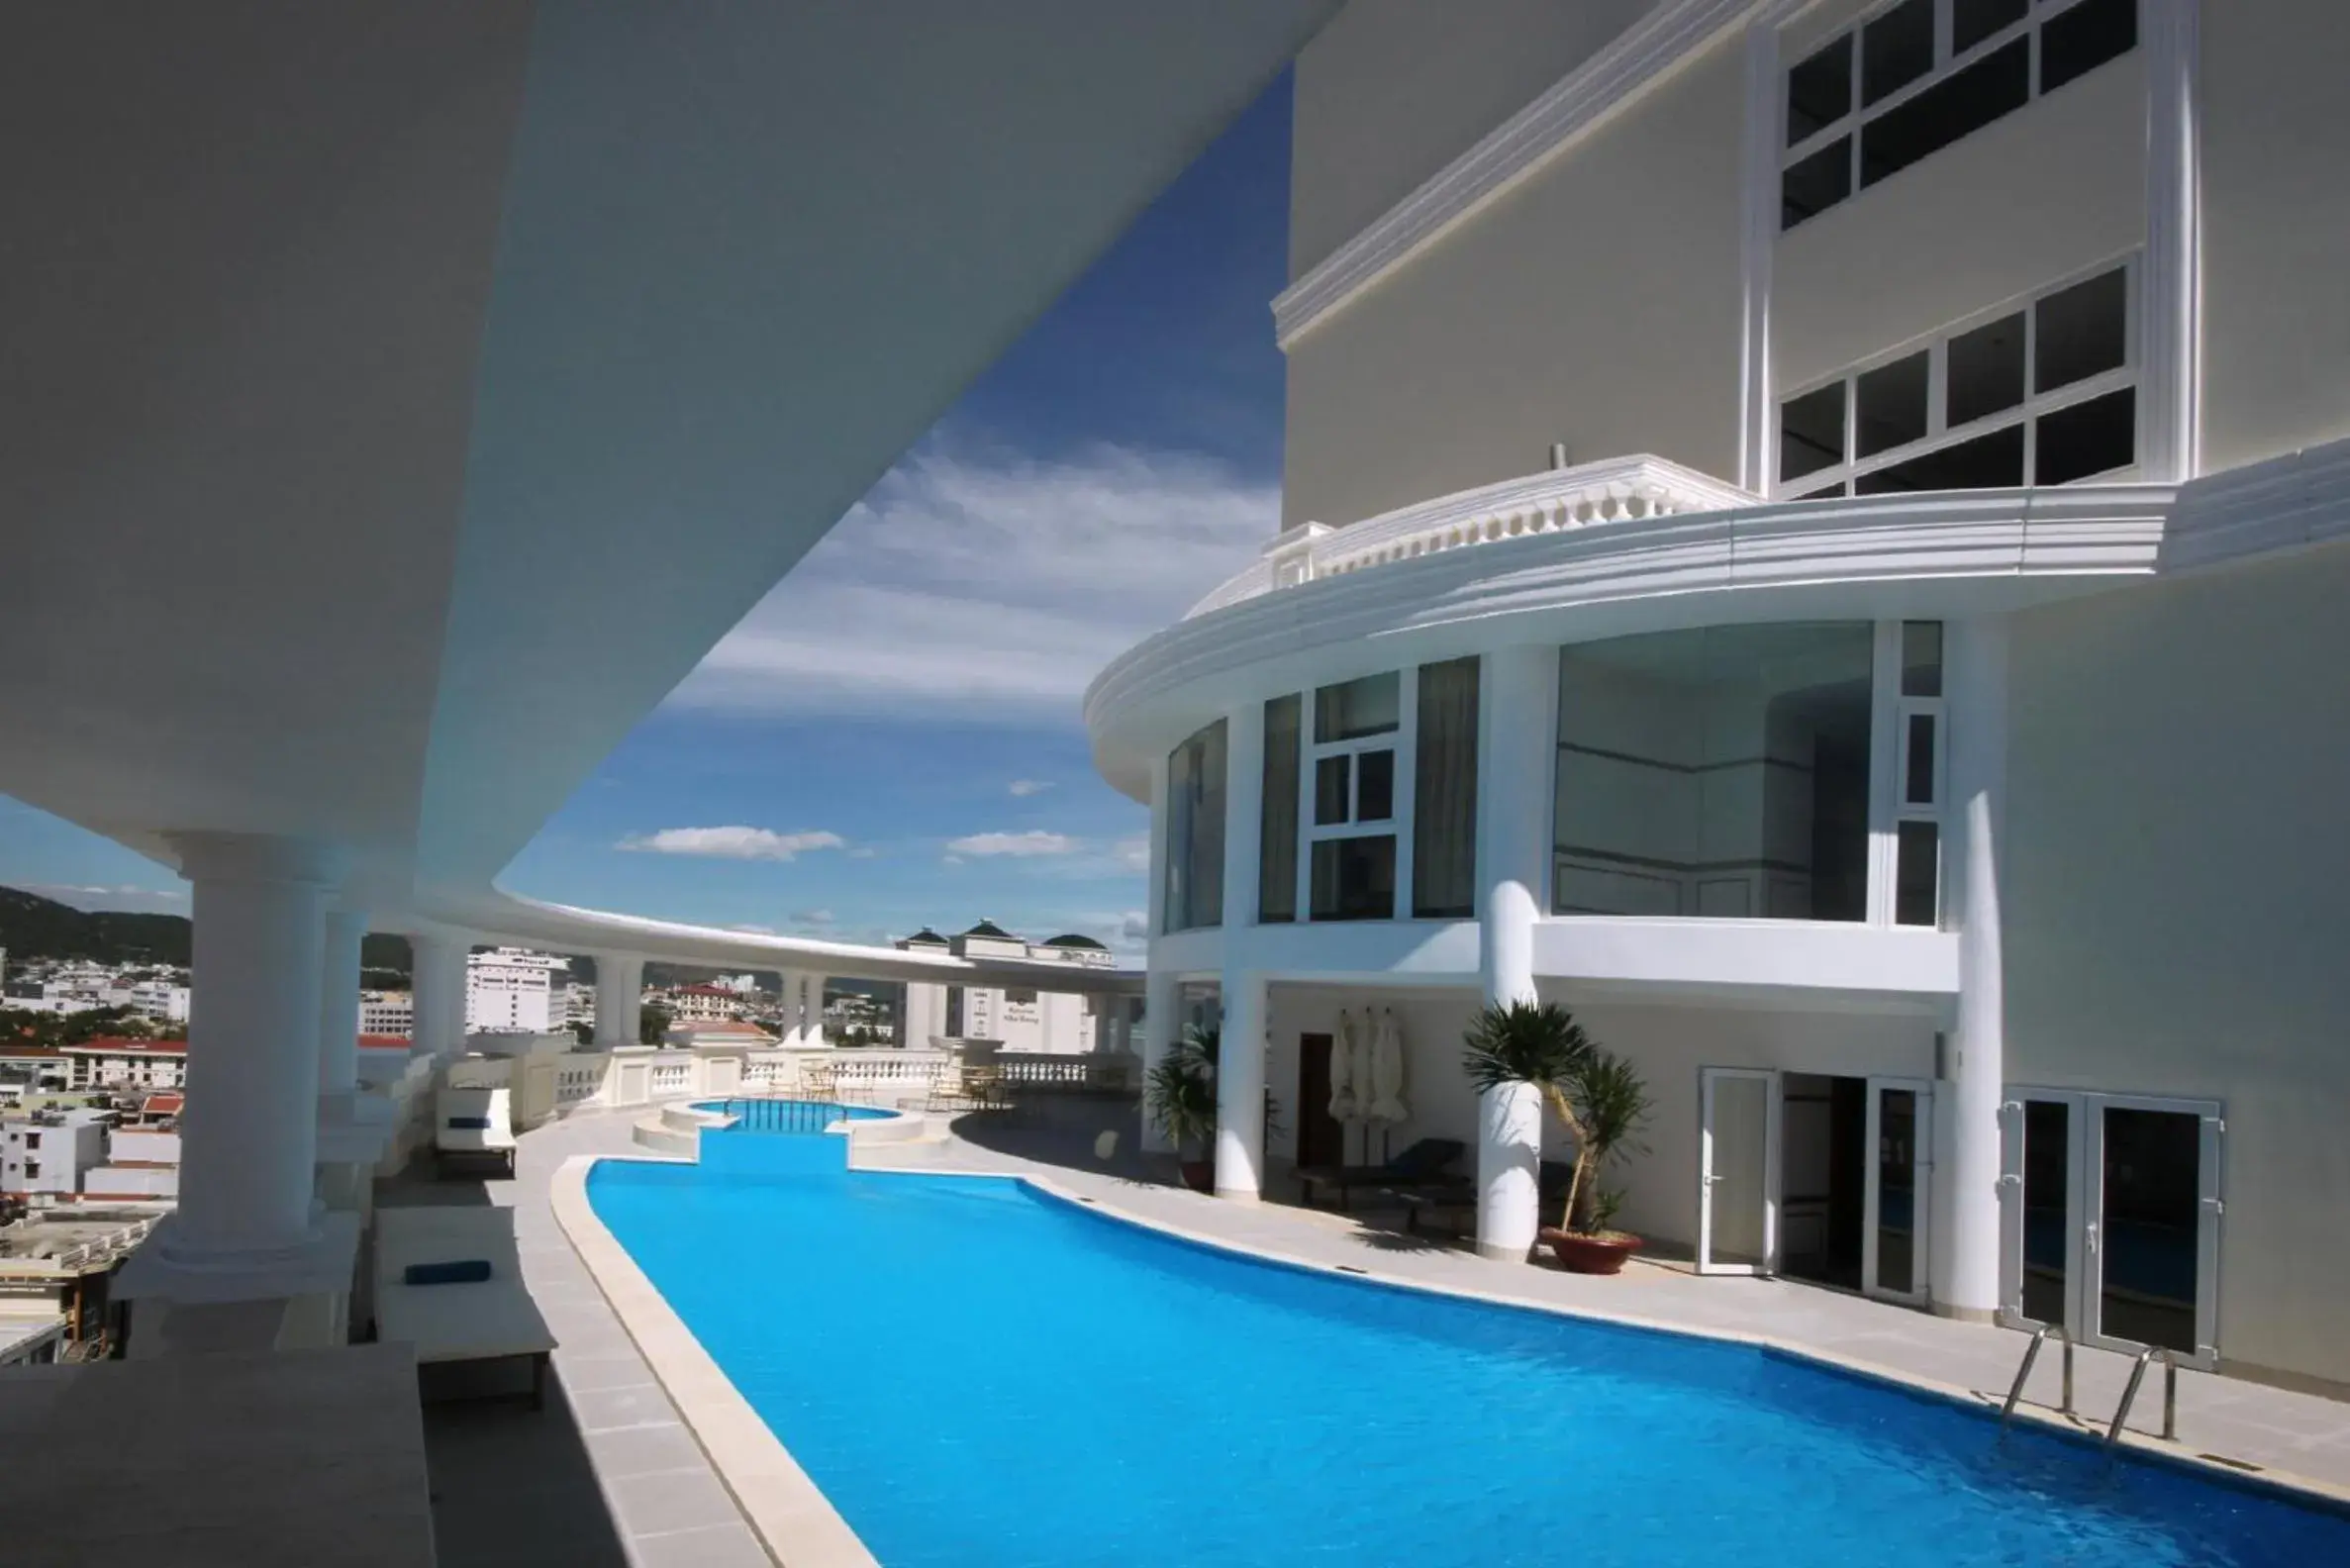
[510,1103,2350,1568]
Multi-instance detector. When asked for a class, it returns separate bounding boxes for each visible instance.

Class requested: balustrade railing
[1186,454,1758,617]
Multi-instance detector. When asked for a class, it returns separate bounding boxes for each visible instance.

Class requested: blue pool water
[590,1129,2350,1567]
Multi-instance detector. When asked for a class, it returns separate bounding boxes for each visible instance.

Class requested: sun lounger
[434,1087,518,1178]
[373,1206,555,1408]
[1295,1137,1467,1210]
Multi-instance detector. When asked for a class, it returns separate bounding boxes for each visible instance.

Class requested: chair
[1401,1158,1575,1240]
[433,1087,516,1179]
[924,1060,970,1113]
[1295,1136,1468,1211]
[373,1206,556,1408]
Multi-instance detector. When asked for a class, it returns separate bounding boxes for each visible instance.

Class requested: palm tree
[1460,1000,1649,1234]
[1144,1025,1220,1160]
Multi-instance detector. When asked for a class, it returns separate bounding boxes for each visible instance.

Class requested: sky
[0,75,1294,961]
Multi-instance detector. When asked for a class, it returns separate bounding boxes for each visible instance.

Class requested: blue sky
[0,76,1293,959]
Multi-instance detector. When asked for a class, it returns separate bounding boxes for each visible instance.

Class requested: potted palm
[1461,1000,1654,1274]
[1145,1026,1221,1192]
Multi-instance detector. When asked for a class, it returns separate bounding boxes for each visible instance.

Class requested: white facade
[65,1041,188,1092]
[658,985,744,1025]
[1089,0,2350,1397]
[898,924,1120,1054]
[464,947,571,1034]
[86,1127,182,1201]
[1,1111,109,1196]
[358,991,415,1038]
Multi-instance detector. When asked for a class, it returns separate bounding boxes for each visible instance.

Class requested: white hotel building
[1091,0,2350,1396]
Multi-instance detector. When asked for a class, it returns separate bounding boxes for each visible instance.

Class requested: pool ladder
[2000,1325,2178,1446]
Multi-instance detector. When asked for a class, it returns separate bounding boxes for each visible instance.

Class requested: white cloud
[728,923,777,935]
[846,846,878,859]
[945,830,1076,857]
[1007,779,1053,797]
[617,827,846,862]
[941,854,964,867]
[667,439,1277,720]
[1114,835,1150,872]
[1119,910,1149,940]
[789,909,837,926]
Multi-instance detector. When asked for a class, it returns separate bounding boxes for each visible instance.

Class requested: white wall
[2005,540,2350,1386]
[2201,0,2350,471]
[1288,0,1650,277]
[1282,27,1748,531]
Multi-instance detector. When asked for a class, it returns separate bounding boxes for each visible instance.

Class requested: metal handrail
[2106,1345,2180,1444]
[2001,1323,2077,1427]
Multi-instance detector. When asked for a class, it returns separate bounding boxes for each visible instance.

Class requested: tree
[1460,1000,1651,1235]
[636,1004,672,1046]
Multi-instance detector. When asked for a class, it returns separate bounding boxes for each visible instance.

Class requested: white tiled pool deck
[518,1106,2350,1568]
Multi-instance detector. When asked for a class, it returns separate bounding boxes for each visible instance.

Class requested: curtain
[1413,657,1479,918]
[1258,695,1300,922]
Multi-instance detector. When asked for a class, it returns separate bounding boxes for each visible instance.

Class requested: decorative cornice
[1272,0,1758,348]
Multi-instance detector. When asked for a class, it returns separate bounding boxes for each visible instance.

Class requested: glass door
[1699,1068,1777,1275]
[1998,1090,2221,1368]
[1862,1077,1931,1304]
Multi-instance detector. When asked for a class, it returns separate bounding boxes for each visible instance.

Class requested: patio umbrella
[1369,1008,1409,1126]
[1326,1011,1357,1122]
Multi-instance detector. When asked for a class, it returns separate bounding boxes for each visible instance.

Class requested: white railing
[1186,454,1758,617]
[555,1056,607,1106]
[0,1216,159,1276]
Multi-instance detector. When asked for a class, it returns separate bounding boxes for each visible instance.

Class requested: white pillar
[1214,970,1267,1201]
[169,833,340,1259]
[1937,616,2008,1320]
[1221,700,1264,933]
[412,934,466,1059]
[316,909,366,1111]
[1139,967,1180,1153]
[1475,642,1556,1261]
[594,952,643,1049]
[803,974,830,1046]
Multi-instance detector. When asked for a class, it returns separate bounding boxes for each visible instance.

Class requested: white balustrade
[1184,454,1759,617]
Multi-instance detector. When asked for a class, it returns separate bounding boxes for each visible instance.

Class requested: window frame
[1298,669,1419,922]
[1775,254,2141,499]
[1781,0,2135,230]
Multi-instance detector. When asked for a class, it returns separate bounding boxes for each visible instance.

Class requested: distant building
[1,1109,109,1197]
[897,922,1119,1054]
[358,991,415,1038]
[84,1123,179,1201]
[659,984,743,1025]
[465,947,571,1034]
[63,1039,187,1092]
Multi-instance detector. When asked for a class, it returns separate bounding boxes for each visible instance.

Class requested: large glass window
[1413,657,1480,920]
[1306,674,1401,922]
[1779,263,2136,498]
[1258,696,1301,924]
[1782,0,2137,231]
[1162,721,1226,932]
[1553,625,1875,920]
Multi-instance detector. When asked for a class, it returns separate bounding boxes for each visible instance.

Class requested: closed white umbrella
[1326,1011,1357,1122]
[1369,1008,1409,1126]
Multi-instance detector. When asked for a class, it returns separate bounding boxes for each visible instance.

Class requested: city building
[658,984,746,1026]
[357,991,415,1038]
[464,947,572,1034]
[84,1120,181,1202]
[1088,0,2350,1398]
[62,1039,188,1093]
[1,1109,110,1197]
[899,923,1125,1054]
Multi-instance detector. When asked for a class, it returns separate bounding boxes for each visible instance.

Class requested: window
[1306,673,1402,922]
[1258,695,1301,924]
[1162,721,1226,932]
[1554,624,1875,922]
[1893,621,1945,928]
[1413,657,1480,920]
[1778,262,2135,496]
[1783,0,2138,230]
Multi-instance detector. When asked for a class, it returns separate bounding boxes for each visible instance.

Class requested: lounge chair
[1296,1137,1467,1210]
[373,1206,556,1409]
[1400,1158,1576,1240]
[434,1086,517,1179]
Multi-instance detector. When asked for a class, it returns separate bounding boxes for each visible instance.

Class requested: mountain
[0,887,414,976]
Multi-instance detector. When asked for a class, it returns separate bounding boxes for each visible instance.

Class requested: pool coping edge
[549,1152,881,1568]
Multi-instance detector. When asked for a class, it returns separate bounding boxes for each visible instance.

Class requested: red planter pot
[1538,1227,1645,1275]
[1178,1158,1216,1194]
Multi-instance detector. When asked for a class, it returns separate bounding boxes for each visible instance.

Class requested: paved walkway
[471,1099,2350,1568]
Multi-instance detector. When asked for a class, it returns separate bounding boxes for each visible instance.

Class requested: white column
[411,934,466,1059]
[1475,642,1556,1261]
[804,974,830,1046]
[1937,616,2008,1320]
[594,952,643,1049]
[316,909,366,1112]
[1139,967,1179,1153]
[168,833,340,1259]
[1221,700,1264,933]
[1213,970,1267,1201]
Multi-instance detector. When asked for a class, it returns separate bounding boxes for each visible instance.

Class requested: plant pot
[1177,1158,1215,1194]
[1538,1227,1644,1275]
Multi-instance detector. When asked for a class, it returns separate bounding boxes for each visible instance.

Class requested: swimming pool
[588,1128,2350,1567]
